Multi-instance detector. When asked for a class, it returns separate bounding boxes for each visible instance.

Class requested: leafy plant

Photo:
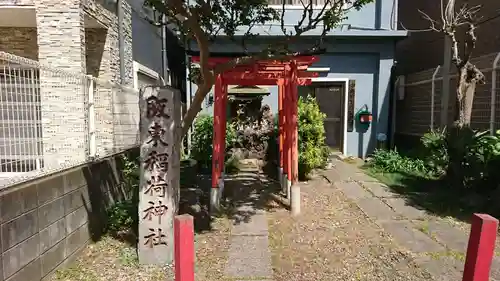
[106,200,137,235]
[298,95,329,179]
[421,129,448,175]
[105,154,140,236]
[191,114,236,170]
[445,127,500,189]
[368,148,429,176]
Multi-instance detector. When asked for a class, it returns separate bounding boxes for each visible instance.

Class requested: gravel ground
[51,215,231,281]
[267,176,432,281]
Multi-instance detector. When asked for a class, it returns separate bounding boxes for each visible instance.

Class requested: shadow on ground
[179,163,280,233]
[365,167,500,223]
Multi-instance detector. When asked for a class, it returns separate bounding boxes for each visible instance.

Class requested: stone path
[223,169,273,281]
[321,158,500,281]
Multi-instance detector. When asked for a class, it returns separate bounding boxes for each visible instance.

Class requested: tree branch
[461,21,477,67]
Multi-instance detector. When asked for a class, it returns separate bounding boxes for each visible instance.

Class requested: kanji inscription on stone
[144,175,168,197]
[138,86,181,265]
[144,151,169,172]
[147,122,168,147]
[146,96,170,119]
[142,200,169,224]
[143,228,168,248]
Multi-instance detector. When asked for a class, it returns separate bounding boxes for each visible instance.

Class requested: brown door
[314,83,345,151]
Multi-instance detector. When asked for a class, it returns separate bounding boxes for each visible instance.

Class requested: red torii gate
[191,56,319,215]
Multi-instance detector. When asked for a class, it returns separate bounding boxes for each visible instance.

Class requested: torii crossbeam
[191,56,319,215]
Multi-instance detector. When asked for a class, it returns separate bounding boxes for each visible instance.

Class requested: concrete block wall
[0,149,135,281]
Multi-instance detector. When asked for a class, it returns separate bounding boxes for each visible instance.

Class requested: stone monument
[138,85,181,264]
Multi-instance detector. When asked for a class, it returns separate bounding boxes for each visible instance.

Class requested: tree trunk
[454,62,483,128]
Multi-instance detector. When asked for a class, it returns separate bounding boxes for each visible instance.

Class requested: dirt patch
[267,177,432,281]
[51,215,231,281]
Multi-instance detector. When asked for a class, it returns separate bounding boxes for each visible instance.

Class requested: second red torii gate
[191,56,319,215]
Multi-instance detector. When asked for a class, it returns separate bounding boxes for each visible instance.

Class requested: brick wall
[0,149,137,281]
[395,53,500,143]
[396,0,500,74]
[36,0,89,168]
[12,0,135,167]
[0,28,38,61]
[395,0,500,145]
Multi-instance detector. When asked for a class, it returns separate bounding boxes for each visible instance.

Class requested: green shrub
[369,148,429,175]
[420,129,448,175]
[298,95,329,178]
[106,199,137,234]
[191,114,237,169]
[444,127,500,189]
[105,154,140,236]
[390,127,500,190]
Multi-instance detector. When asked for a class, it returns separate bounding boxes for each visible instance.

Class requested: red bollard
[174,215,195,281]
[462,213,498,281]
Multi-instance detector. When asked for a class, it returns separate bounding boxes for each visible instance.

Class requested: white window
[133,61,162,91]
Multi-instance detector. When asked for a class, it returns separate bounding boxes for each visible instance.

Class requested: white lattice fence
[0,51,141,188]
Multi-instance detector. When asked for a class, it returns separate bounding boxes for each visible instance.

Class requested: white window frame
[133,61,161,91]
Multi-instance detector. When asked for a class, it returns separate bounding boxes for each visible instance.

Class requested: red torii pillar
[278,79,285,191]
[211,74,227,210]
[289,61,300,215]
[283,73,292,199]
[282,63,299,210]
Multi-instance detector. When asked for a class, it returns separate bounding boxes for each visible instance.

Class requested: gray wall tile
[1,209,38,252]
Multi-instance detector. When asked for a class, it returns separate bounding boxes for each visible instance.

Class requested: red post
[285,77,292,185]
[278,80,284,172]
[212,75,223,189]
[462,213,498,281]
[174,215,195,281]
[290,61,299,184]
[220,83,228,171]
[282,79,288,183]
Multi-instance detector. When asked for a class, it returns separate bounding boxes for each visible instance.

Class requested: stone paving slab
[361,182,398,198]
[379,221,444,253]
[225,235,273,279]
[426,220,469,252]
[231,213,269,236]
[349,172,379,182]
[413,255,463,281]
[335,181,372,201]
[383,198,427,220]
[224,170,273,280]
[356,197,396,221]
[320,168,346,183]
[324,163,477,281]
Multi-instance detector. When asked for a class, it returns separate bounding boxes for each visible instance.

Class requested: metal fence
[0,51,140,188]
[395,52,500,137]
